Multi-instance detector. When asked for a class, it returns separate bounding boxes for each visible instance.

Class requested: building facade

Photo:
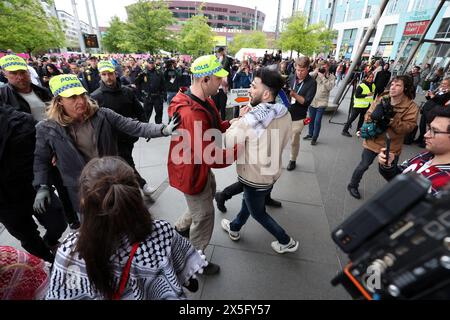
[56,10,97,51]
[126,1,266,47]
[302,0,450,71]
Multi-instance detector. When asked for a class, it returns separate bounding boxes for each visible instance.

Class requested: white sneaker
[221,219,240,241]
[142,184,157,196]
[271,237,299,254]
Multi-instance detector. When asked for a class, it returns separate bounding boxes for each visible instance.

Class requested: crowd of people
[1,45,450,300]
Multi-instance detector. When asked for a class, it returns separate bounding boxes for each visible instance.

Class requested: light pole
[71,0,86,53]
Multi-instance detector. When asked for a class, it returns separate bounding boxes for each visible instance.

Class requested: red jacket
[167,91,236,195]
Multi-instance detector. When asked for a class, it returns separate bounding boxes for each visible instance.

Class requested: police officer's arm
[33,123,53,188]
[101,107,165,139]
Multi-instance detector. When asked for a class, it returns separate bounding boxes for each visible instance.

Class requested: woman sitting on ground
[46,157,207,300]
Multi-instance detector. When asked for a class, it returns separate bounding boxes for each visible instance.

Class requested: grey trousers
[175,171,216,251]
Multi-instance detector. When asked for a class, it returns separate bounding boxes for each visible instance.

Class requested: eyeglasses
[426,126,450,137]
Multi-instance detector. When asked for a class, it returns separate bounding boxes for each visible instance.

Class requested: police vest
[353,83,376,109]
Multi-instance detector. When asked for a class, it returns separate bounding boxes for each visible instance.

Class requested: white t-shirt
[18,90,47,121]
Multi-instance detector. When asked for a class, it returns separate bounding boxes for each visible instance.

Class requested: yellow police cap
[0,54,28,72]
[49,74,87,98]
[190,55,228,78]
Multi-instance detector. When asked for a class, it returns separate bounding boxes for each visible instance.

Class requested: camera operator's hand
[378,148,395,167]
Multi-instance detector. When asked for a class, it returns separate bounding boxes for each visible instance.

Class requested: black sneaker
[203,262,220,275]
[214,191,227,213]
[341,131,352,137]
[303,135,313,140]
[311,138,317,145]
[265,197,282,208]
[287,160,296,171]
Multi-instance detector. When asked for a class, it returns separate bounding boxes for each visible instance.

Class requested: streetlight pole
[91,0,102,52]
[71,0,86,53]
[275,0,282,40]
[331,0,389,107]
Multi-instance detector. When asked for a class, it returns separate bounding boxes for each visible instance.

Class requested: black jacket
[0,105,36,205]
[0,83,52,114]
[135,69,165,96]
[164,68,181,93]
[33,108,165,188]
[287,74,317,121]
[374,70,391,94]
[91,81,146,143]
[82,66,101,93]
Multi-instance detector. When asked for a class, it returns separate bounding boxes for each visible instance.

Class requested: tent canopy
[234,48,302,61]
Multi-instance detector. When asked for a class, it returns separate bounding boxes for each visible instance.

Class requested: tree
[179,15,215,57]
[279,13,336,56]
[0,0,65,55]
[102,16,135,53]
[228,31,267,55]
[126,0,175,54]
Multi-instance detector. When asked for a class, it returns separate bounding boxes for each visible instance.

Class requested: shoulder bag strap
[112,242,139,300]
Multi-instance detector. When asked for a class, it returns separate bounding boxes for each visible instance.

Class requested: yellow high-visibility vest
[353,83,376,109]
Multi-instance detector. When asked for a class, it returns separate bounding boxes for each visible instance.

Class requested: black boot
[287,160,296,171]
[347,185,361,199]
[341,130,352,137]
[203,262,220,275]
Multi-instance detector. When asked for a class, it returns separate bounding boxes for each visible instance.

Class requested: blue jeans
[308,106,326,139]
[229,185,290,245]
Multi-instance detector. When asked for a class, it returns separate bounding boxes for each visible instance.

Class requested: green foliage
[228,31,267,55]
[126,0,175,53]
[0,0,65,54]
[279,13,336,56]
[179,15,215,57]
[102,16,135,53]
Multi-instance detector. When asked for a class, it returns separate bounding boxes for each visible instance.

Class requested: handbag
[112,242,139,300]
[360,122,384,139]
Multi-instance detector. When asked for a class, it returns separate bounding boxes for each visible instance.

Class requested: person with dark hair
[342,73,376,137]
[374,63,391,97]
[347,75,419,199]
[46,157,207,300]
[221,67,299,254]
[378,106,450,195]
[213,47,233,120]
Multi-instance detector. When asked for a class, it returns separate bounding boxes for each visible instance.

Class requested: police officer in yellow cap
[0,54,52,117]
[167,55,232,275]
[33,74,180,217]
[91,61,157,198]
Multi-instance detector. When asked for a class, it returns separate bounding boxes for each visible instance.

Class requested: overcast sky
[54,0,307,32]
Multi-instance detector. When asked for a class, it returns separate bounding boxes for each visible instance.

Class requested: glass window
[380,24,398,42]
[436,18,450,38]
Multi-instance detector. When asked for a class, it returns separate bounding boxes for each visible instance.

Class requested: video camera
[331,173,450,300]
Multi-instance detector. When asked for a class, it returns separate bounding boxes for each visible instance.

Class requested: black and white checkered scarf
[242,102,288,138]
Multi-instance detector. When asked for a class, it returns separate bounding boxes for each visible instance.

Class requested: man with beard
[221,67,299,254]
[91,61,157,198]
